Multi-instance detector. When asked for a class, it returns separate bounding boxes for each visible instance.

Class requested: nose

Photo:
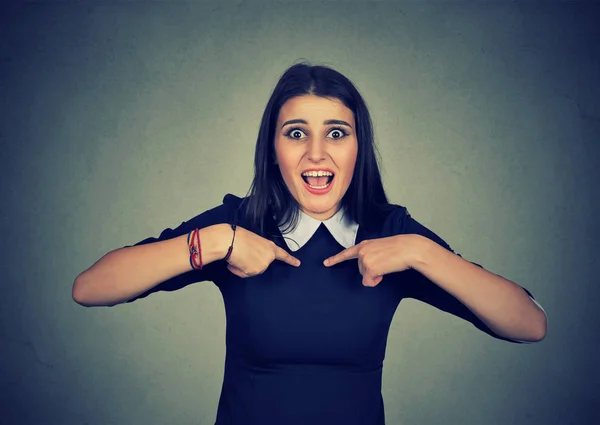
[306,138,326,163]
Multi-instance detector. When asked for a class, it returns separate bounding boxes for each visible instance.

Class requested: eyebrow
[280,119,353,129]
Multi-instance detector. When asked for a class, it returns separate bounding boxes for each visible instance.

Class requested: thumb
[362,274,383,287]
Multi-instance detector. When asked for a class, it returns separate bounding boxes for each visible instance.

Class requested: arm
[72,224,230,307]
[324,206,547,343]
[411,234,547,342]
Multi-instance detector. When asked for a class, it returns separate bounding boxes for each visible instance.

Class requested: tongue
[307,176,328,186]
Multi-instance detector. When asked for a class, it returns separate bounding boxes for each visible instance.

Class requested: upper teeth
[302,170,333,177]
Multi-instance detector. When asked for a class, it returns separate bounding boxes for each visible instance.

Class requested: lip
[302,174,335,195]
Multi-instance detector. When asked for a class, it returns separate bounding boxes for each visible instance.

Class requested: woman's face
[274,95,358,221]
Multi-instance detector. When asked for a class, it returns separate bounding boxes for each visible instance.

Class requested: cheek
[275,153,298,182]
[280,166,296,184]
[342,145,358,181]
[275,143,300,177]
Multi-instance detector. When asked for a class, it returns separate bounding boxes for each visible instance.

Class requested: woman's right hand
[223,225,301,278]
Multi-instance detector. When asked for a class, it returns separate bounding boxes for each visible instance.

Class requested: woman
[72,63,547,425]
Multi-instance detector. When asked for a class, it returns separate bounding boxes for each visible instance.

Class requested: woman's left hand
[323,235,422,287]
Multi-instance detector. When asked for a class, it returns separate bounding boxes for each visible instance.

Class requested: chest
[217,254,402,368]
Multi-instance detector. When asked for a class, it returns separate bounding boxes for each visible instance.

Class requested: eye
[284,127,307,140]
[327,127,348,140]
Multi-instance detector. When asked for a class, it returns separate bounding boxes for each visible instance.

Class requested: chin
[299,196,340,218]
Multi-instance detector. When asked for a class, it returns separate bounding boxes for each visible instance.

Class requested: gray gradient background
[1,1,599,424]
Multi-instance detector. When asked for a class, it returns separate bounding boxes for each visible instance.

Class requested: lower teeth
[308,183,330,189]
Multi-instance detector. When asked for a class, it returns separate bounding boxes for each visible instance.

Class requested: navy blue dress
[127,194,535,424]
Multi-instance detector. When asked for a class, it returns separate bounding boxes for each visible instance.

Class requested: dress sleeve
[397,208,545,343]
[123,201,233,303]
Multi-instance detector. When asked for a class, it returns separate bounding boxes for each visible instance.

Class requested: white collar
[278,208,359,252]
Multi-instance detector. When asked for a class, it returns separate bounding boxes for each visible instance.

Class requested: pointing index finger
[275,246,301,267]
[324,244,359,266]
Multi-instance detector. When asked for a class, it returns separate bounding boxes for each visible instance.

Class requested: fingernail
[323,259,329,266]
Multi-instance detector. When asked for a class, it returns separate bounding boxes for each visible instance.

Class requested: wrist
[408,234,435,271]
[197,224,231,266]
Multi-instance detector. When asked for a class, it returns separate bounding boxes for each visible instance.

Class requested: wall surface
[1,1,599,424]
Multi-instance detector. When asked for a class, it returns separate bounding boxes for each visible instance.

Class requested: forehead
[277,95,355,125]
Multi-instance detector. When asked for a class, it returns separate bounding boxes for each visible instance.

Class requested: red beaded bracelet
[195,228,203,270]
[187,228,203,270]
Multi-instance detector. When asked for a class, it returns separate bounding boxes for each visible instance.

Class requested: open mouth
[301,170,335,190]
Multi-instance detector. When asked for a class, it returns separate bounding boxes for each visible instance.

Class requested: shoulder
[385,203,411,224]
[357,203,410,240]
[200,193,247,213]
[221,193,251,221]
[374,203,412,235]
[216,193,267,231]
[196,193,249,225]
[364,203,448,244]
[222,193,245,208]
[382,203,454,252]
[130,193,248,247]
